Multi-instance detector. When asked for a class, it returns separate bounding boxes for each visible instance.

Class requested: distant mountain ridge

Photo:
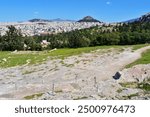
[124,12,150,23]
[51,18,75,22]
[29,16,101,23]
[29,18,75,22]
[29,19,50,22]
[13,13,150,23]
[124,18,140,23]
[139,12,150,22]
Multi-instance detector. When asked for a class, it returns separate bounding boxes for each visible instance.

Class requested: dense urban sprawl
[0,21,102,36]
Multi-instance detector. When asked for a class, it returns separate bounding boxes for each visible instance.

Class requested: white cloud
[106,1,111,5]
[34,11,39,15]
[33,11,39,17]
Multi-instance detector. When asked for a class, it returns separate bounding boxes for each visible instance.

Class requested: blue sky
[0,0,150,22]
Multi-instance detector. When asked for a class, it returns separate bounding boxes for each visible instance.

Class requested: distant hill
[78,16,101,23]
[124,12,150,23]
[139,12,150,22]
[29,18,75,22]
[29,19,51,22]
[51,18,75,22]
[124,18,140,23]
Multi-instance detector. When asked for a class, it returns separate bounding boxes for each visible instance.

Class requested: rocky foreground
[0,46,150,100]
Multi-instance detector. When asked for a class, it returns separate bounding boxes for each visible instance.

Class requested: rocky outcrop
[139,13,150,22]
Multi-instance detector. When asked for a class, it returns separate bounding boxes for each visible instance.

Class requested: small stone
[2,58,7,62]
[113,72,122,80]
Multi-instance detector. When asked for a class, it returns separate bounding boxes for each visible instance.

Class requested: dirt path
[0,46,150,99]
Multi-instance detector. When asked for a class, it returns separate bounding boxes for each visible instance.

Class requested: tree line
[0,22,150,51]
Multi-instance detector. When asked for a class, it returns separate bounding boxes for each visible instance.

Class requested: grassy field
[0,44,149,68]
[130,44,150,50]
[126,49,150,68]
[0,46,121,68]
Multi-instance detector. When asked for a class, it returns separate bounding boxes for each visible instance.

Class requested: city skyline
[0,0,150,22]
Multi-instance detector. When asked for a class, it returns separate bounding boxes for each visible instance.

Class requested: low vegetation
[131,44,150,50]
[126,49,150,68]
[123,93,139,100]
[138,83,150,91]
[119,82,138,88]
[73,96,88,100]
[0,44,149,68]
[0,51,49,68]
[118,78,150,99]
[119,78,150,92]
[24,93,44,100]
[138,78,150,91]
[0,46,121,68]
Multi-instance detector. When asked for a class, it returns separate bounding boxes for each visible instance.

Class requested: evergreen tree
[3,25,24,51]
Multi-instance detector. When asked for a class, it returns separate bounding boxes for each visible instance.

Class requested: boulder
[113,71,122,80]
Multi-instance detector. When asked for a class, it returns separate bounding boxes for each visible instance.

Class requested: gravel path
[0,46,150,100]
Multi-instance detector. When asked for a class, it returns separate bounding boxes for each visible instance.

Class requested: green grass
[0,52,49,68]
[126,49,150,68]
[120,78,150,92]
[138,78,150,91]
[0,46,120,68]
[22,70,36,75]
[123,93,139,100]
[131,44,149,50]
[24,93,44,100]
[119,82,138,88]
[117,44,149,51]
[73,96,88,100]
[47,45,121,58]
[138,83,150,91]
[0,44,148,68]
